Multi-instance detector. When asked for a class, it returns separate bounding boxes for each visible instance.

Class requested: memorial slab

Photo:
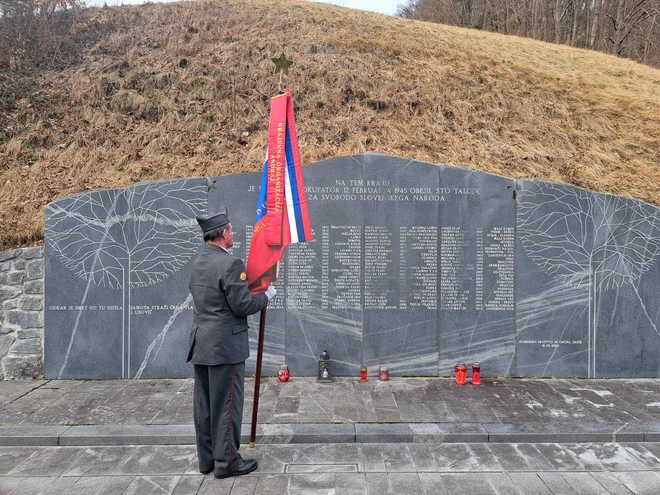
[43,155,660,379]
[209,171,286,377]
[362,154,439,376]
[516,180,660,378]
[45,179,206,379]
[438,166,516,377]
[284,156,365,377]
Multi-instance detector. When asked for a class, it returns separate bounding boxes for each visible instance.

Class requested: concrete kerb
[0,426,70,446]
[1,423,659,447]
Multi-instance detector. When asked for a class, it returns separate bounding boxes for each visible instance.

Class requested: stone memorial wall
[41,154,660,379]
[0,247,44,379]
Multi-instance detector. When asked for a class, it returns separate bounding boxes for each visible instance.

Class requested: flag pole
[249,53,294,448]
[250,262,279,447]
[249,307,267,447]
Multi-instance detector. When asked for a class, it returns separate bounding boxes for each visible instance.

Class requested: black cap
[196,207,230,233]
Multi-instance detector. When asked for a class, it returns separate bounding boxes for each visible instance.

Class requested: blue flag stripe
[285,126,306,242]
[254,161,268,223]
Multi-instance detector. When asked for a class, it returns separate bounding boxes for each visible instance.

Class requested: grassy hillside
[1,0,659,249]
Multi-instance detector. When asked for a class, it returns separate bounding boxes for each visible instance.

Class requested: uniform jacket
[187,243,269,365]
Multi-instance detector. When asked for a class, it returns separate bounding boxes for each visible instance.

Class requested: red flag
[246,89,313,294]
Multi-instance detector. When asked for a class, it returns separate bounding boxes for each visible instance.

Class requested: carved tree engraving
[46,179,206,378]
[518,181,660,376]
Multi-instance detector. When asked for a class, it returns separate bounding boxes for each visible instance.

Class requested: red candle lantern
[360,366,368,382]
[471,363,481,386]
[278,364,290,382]
[455,362,467,385]
[379,366,389,381]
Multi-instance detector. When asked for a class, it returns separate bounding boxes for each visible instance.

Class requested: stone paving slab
[355,423,488,443]
[632,422,660,442]
[4,378,660,427]
[0,381,47,408]
[484,423,641,443]
[2,378,660,450]
[247,423,356,444]
[0,426,70,446]
[0,443,660,493]
[1,470,659,494]
[3,442,660,476]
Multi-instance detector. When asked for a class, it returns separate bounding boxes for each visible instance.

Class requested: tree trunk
[554,0,564,42]
[481,0,491,29]
[571,0,580,45]
[611,0,626,54]
[585,0,592,46]
[469,0,478,28]
[643,12,658,62]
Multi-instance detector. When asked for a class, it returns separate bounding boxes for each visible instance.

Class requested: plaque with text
[45,179,206,379]
[438,167,516,376]
[125,180,206,379]
[284,156,365,376]
[516,180,591,377]
[43,155,660,378]
[209,173,287,377]
[362,154,439,375]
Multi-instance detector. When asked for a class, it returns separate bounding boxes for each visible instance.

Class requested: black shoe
[214,459,258,479]
[200,466,213,475]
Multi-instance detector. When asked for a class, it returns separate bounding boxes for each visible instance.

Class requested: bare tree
[396,0,660,67]
[604,0,658,55]
[0,0,86,70]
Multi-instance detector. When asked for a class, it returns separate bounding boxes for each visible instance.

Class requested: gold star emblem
[271,52,294,76]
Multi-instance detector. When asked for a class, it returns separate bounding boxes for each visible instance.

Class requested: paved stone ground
[1,442,660,493]
[2,378,660,426]
[1,378,660,493]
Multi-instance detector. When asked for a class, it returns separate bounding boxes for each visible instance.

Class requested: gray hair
[204,224,230,242]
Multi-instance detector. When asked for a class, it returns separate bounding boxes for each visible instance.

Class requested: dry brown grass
[1,0,659,249]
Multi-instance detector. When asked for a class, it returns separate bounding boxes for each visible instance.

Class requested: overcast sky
[86,0,402,16]
[308,0,401,15]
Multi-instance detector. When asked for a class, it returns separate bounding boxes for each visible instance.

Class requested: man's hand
[265,284,277,300]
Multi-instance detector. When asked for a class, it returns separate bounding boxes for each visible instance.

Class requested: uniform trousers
[193,362,245,475]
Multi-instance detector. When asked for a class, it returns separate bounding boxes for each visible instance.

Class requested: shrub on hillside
[0,0,112,71]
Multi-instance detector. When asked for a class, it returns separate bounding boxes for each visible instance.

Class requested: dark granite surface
[43,155,660,379]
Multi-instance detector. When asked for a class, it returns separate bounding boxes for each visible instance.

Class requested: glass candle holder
[471,363,481,386]
[379,366,389,381]
[455,362,467,385]
[278,364,290,382]
[360,366,368,382]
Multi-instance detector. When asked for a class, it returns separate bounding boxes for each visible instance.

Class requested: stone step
[1,423,659,447]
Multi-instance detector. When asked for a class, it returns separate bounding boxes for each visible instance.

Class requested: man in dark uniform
[187,207,276,479]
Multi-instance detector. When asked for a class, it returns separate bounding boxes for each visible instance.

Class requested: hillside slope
[1,0,659,249]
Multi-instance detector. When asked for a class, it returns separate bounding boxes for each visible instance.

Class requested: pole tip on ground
[249,441,255,448]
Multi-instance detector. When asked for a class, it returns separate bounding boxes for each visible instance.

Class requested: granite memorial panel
[124,179,206,378]
[438,166,516,376]
[45,188,126,379]
[284,156,365,376]
[362,154,439,376]
[45,179,206,379]
[208,172,286,377]
[588,193,660,377]
[43,154,660,378]
[515,180,591,377]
